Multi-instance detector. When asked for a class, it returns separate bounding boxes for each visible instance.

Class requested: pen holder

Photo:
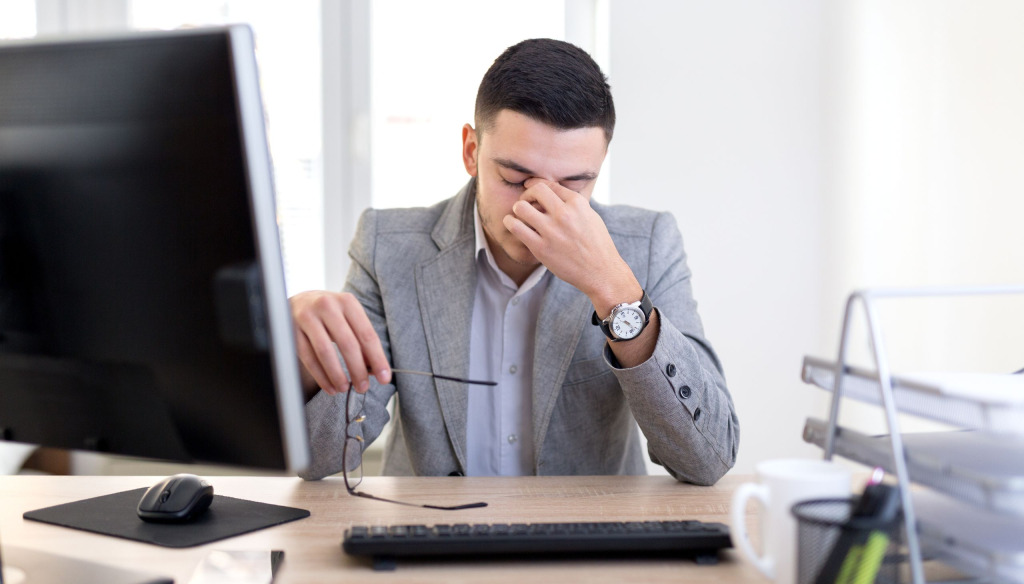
[791,498,906,584]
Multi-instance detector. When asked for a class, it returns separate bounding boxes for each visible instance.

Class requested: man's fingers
[522,177,546,190]
[503,214,543,250]
[523,177,579,202]
[344,297,392,386]
[290,290,390,396]
[520,181,580,221]
[547,181,579,202]
[307,321,353,393]
[296,331,340,395]
[296,322,349,394]
[520,179,555,208]
[511,199,547,233]
[322,314,373,393]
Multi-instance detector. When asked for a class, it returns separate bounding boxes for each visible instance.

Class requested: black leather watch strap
[591,290,653,341]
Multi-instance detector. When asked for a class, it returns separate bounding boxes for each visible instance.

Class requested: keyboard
[343,520,732,570]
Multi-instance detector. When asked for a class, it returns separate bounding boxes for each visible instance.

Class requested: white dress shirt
[465,203,551,476]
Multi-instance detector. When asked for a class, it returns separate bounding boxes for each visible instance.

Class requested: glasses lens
[345,389,365,490]
[346,436,363,489]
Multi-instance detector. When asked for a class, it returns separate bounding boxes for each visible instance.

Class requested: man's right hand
[290,290,391,401]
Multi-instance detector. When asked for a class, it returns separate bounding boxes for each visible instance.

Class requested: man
[293,39,738,485]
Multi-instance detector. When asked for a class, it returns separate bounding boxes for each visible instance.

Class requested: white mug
[731,459,851,584]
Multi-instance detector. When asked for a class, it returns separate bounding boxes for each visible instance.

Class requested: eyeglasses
[342,369,496,510]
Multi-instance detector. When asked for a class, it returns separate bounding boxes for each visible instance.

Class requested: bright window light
[0,0,36,39]
[130,0,325,294]
[370,0,565,209]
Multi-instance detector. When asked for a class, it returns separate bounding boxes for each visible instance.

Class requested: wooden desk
[0,474,762,583]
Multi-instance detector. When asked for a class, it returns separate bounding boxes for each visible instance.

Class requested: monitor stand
[0,546,171,584]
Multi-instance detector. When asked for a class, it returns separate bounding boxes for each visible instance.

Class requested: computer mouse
[137,473,214,523]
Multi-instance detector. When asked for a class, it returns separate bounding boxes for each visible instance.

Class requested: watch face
[611,307,645,340]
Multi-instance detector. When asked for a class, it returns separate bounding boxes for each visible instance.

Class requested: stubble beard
[480,213,540,274]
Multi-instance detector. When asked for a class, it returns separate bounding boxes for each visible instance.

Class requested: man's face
[462,109,608,280]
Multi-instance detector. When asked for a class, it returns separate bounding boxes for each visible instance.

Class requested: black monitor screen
[0,26,309,472]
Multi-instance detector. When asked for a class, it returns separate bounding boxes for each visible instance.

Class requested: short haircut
[474,38,615,143]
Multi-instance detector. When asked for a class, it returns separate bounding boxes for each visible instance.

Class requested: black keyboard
[343,520,732,570]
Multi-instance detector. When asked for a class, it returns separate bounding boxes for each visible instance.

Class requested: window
[130,0,325,294]
[369,1,567,209]
[0,0,36,39]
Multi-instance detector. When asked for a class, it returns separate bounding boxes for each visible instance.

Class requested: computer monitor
[0,26,310,474]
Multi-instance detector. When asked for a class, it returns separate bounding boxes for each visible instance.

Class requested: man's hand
[290,290,391,400]
[502,179,658,368]
[501,179,640,316]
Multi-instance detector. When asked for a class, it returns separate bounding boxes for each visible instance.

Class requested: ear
[461,124,479,177]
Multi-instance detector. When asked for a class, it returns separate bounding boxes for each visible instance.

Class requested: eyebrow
[493,157,598,183]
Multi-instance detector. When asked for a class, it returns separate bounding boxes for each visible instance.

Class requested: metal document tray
[803,417,1024,516]
[802,356,1024,435]
[914,490,1024,584]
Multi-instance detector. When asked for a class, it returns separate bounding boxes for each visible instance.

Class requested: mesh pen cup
[791,498,906,584]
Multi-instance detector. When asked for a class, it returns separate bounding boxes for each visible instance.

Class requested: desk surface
[0,474,762,583]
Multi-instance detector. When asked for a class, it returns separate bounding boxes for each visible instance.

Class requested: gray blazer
[300,180,739,485]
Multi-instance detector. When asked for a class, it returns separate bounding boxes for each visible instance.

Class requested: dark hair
[475,38,615,143]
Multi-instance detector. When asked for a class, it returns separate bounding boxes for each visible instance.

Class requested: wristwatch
[591,290,653,342]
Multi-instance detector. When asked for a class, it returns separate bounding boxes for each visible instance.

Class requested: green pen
[815,470,901,584]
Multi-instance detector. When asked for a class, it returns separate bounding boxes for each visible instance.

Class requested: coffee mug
[731,459,851,583]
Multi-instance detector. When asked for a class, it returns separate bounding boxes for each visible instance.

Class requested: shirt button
[509,364,517,374]
[693,407,702,422]
[678,385,691,399]
[666,363,677,377]
[511,297,520,306]
[508,434,518,444]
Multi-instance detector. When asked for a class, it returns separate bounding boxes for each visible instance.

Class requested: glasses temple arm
[390,368,497,386]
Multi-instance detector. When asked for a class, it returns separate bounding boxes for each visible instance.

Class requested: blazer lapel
[415,182,476,471]
[531,276,592,464]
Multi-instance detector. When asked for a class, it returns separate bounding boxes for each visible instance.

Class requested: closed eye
[560,180,590,192]
[501,177,526,189]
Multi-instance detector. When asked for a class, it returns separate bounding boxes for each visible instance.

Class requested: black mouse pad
[23,488,310,548]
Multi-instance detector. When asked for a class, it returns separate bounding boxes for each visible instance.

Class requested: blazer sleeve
[299,208,396,481]
[607,211,739,485]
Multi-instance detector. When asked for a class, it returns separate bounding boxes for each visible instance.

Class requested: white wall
[610,0,1024,474]
[609,0,833,474]
[829,1,1024,377]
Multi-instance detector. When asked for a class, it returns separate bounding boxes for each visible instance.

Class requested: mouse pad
[23,488,310,548]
